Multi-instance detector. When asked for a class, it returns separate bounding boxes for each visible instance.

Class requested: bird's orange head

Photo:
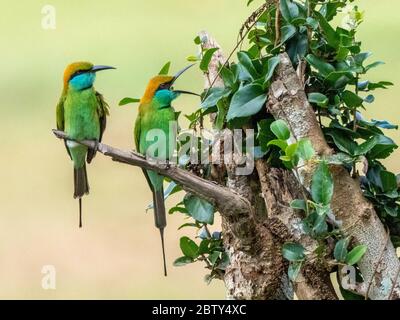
[62,61,115,92]
[141,75,174,104]
[140,64,198,104]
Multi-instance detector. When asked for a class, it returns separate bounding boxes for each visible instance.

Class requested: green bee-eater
[56,61,115,227]
[134,65,197,276]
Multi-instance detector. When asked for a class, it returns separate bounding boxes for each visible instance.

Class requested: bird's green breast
[64,87,100,140]
[136,102,176,191]
[138,102,176,160]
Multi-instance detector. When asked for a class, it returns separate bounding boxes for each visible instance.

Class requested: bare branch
[52,129,251,217]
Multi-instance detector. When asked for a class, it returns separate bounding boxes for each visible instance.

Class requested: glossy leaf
[200,48,219,72]
[227,84,267,121]
[311,161,333,205]
[180,236,199,259]
[308,92,329,107]
[270,119,290,140]
[282,242,305,262]
[345,245,367,266]
[334,237,350,262]
[173,256,194,266]
[119,97,140,106]
[158,61,171,75]
[306,54,335,78]
[184,194,215,224]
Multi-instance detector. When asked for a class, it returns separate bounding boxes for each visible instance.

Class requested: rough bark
[268,53,400,300]
[255,160,337,299]
[200,33,288,299]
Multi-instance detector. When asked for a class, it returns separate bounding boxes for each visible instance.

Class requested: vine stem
[352,73,359,178]
[202,2,270,101]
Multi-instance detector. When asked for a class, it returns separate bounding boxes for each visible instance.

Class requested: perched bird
[56,61,115,227]
[135,65,197,276]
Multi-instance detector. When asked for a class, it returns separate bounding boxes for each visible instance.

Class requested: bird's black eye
[71,70,86,79]
[157,82,170,91]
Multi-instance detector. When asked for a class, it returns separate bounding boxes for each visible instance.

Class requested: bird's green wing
[56,95,65,131]
[134,110,155,192]
[134,111,141,151]
[87,91,109,163]
[56,95,71,159]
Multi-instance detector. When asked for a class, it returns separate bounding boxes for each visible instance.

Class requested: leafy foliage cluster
[121,0,399,293]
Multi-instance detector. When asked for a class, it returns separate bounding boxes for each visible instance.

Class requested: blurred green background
[0,0,398,299]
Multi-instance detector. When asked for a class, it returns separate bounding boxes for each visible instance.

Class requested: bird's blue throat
[69,72,96,91]
[154,89,179,108]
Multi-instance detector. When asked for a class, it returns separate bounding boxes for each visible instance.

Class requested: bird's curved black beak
[170,64,199,96]
[91,65,116,72]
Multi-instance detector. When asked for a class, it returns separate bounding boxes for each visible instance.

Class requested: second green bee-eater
[134,65,197,276]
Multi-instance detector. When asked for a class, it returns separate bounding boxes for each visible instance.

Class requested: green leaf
[346,245,368,266]
[305,17,319,30]
[285,143,298,159]
[311,161,333,205]
[264,56,281,84]
[178,223,199,230]
[306,54,335,78]
[270,119,290,140]
[267,139,288,151]
[194,35,201,45]
[184,194,215,224]
[342,90,364,108]
[380,170,398,193]
[296,139,315,160]
[288,261,302,281]
[187,55,200,62]
[237,51,260,79]
[308,92,329,107]
[315,12,339,49]
[257,119,275,152]
[286,32,308,65]
[280,0,299,23]
[290,199,307,211]
[334,237,350,262]
[227,84,267,121]
[208,251,220,266]
[282,242,305,262]
[280,25,297,44]
[325,130,357,155]
[119,97,140,106]
[220,65,236,88]
[365,61,384,72]
[368,135,397,159]
[353,136,378,156]
[180,236,199,259]
[201,88,231,109]
[198,239,210,255]
[200,48,219,72]
[158,61,171,75]
[169,205,187,215]
[173,256,194,267]
[215,99,227,130]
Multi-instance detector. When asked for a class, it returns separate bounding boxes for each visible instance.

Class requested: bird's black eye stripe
[157,82,172,91]
[71,70,87,79]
